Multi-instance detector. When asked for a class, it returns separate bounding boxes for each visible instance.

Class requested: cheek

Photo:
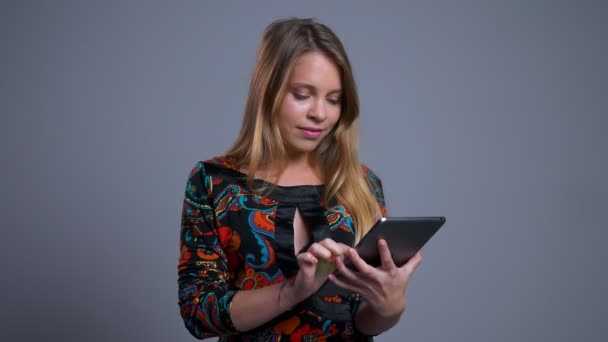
[280,96,308,118]
[278,99,301,134]
[327,108,341,126]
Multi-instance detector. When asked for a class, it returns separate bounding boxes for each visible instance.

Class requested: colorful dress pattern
[178,157,387,341]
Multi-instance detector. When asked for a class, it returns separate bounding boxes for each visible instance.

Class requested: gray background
[2,0,607,341]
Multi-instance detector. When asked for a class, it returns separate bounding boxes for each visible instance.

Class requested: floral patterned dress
[178,156,387,341]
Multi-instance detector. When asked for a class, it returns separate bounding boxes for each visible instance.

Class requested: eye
[327,97,341,106]
[292,92,309,101]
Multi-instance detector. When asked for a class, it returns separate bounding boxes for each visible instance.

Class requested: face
[277,51,342,158]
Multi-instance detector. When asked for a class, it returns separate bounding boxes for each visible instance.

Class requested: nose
[307,98,327,122]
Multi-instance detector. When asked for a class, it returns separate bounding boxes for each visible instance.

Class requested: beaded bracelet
[277,280,293,310]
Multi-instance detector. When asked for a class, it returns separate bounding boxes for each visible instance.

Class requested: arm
[178,162,238,338]
[179,163,340,337]
[227,240,351,332]
[332,244,423,336]
[352,248,422,335]
[354,297,403,335]
[335,166,421,336]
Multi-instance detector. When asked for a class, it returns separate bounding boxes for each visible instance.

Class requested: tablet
[349,216,446,268]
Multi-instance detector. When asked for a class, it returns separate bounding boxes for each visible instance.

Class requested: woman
[178,17,422,341]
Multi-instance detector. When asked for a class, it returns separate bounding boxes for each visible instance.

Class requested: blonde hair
[225,18,382,242]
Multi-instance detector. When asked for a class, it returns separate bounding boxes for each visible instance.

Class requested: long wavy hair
[225,17,382,242]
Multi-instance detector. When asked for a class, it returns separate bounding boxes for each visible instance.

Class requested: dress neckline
[203,158,327,205]
[208,156,326,189]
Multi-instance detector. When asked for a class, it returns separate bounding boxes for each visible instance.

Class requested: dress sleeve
[362,165,388,217]
[178,162,239,339]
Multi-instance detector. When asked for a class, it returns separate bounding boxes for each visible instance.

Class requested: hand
[328,239,422,318]
[280,238,350,307]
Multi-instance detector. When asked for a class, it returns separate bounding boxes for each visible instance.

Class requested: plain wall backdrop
[2,1,607,341]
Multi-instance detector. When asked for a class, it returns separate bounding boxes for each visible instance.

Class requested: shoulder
[203,155,241,172]
[188,156,242,180]
[186,156,248,196]
[184,161,212,203]
[360,164,386,212]
[360,164,383,187]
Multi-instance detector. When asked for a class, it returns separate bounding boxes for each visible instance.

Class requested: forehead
[289,51,342,90]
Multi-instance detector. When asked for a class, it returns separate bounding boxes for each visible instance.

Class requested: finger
[333,254,358,280]
[336,242,354,256]
[328,259,367,293]
[307,242,332,261]
[297,251,318,266]
[402,251,423,275]
[327,273,360,293]
[297,252,319,278]
[377,239,397,270]
[343,248,374,275]
[318,238,346,259]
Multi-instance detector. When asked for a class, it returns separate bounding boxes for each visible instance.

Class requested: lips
[298,127,323,138]
[299,127,323,133]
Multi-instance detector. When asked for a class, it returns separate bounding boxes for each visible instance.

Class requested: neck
[284,152,317,171]
[265,152,324,186]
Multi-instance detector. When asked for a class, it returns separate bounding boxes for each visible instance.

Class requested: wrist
[277,279,298,310]
[355,301,404,336]
[367,300,406,319]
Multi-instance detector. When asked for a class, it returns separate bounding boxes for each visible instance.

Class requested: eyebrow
[290,82,342,96]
